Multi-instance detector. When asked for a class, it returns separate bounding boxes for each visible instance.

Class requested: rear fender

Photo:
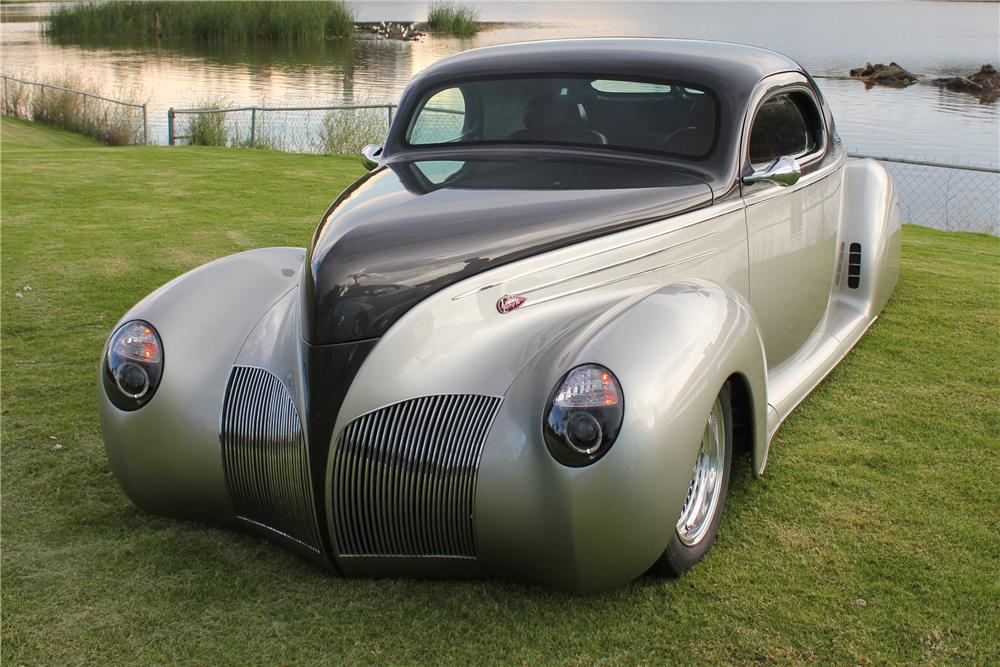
[837,159,902,318]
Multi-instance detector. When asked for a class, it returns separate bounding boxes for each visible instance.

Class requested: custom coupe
[99,39,900,592]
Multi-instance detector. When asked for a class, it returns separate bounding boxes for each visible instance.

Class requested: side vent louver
[221,366,322,552]
[332,394,502,559]
[847,242,862,289]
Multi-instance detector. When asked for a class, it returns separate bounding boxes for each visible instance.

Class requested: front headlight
[102,320,163,411]
[543,364,624,467]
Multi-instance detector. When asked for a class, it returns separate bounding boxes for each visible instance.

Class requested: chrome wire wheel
[675,397,727,547]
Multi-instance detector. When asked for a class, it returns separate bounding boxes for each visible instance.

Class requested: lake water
[2,1,999,165]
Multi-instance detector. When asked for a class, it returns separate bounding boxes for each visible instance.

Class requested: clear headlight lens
[103,320,163,410]
[543,364,624,466]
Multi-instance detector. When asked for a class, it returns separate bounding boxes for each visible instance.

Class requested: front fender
[98,247,305,523]
[475,279,767,592]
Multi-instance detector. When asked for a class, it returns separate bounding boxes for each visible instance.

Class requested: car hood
[304,156,713,345]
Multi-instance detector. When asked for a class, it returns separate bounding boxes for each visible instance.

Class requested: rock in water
[849,62,918,87]
[931,64,999,98]
[931,76,983,93]
[968,64,1000,89]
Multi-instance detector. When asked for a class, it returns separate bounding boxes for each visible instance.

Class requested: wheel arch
[727,370,757,468]
[561,279,770,481]
[491,278,770,589]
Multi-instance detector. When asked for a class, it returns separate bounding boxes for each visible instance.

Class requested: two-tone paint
[99,39,901,592]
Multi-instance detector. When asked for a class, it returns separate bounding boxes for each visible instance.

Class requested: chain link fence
[850,154,999,235]
[1,74,148,146]
[167,103,395,154]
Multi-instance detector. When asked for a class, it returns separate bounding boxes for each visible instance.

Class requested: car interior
[407,77,718,158]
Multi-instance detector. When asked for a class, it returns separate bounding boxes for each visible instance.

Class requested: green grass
[46,0,355,42]
[426,1,480,37]
[2,116,999,664]
[0,114,98,148]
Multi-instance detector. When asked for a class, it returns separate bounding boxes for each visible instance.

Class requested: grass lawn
[2,116,998,665]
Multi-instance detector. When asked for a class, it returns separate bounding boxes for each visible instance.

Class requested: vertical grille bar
[332,394,502,558]
[221,366,322,552]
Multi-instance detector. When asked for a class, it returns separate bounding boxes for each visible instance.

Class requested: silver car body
[99,40,901,592]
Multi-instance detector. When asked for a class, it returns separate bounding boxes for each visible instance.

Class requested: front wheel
[655,383,733,576]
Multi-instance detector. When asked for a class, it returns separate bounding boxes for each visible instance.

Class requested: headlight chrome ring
[103,319,163,411]
[543,364,624,467]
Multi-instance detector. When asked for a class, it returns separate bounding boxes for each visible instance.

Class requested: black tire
[655,382,734,576]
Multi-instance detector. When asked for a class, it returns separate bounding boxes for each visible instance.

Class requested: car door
[742,77,841,369]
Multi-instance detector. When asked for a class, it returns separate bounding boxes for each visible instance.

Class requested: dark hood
[303,156,713,345]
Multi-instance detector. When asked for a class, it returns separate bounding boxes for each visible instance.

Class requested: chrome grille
[332,394,502,558]
[221,366,322,552]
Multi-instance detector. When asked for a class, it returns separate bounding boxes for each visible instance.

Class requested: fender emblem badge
[497,294,527,314]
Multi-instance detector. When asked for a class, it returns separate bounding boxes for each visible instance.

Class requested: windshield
[405,76,718,158]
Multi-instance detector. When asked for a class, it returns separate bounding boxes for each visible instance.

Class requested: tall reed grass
[1,72,145,145]
[426,2,480,37]
[46,1,355,42]
[183,100,231,147]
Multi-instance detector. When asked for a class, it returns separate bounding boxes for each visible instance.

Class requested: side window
[748,92,818,166]
[408,87,467,145]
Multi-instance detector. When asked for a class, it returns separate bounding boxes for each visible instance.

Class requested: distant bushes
[46,1,355,42]
[426,2,480,37]
[1,71,145,145]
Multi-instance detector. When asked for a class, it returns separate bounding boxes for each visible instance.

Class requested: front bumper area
[103,364,694,593]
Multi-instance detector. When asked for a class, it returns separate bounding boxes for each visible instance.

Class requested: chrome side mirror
[743,155,801,187]
[360,144,383,171]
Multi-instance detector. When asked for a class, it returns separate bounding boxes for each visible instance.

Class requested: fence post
[39,83,45,121]
[142,103,149,145]
[250,107,257,148]
[83,93,88,134]
[387,105,393,128]
[167,107,175,146]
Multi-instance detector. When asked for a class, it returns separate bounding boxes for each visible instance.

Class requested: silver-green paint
[98,50,901,592]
